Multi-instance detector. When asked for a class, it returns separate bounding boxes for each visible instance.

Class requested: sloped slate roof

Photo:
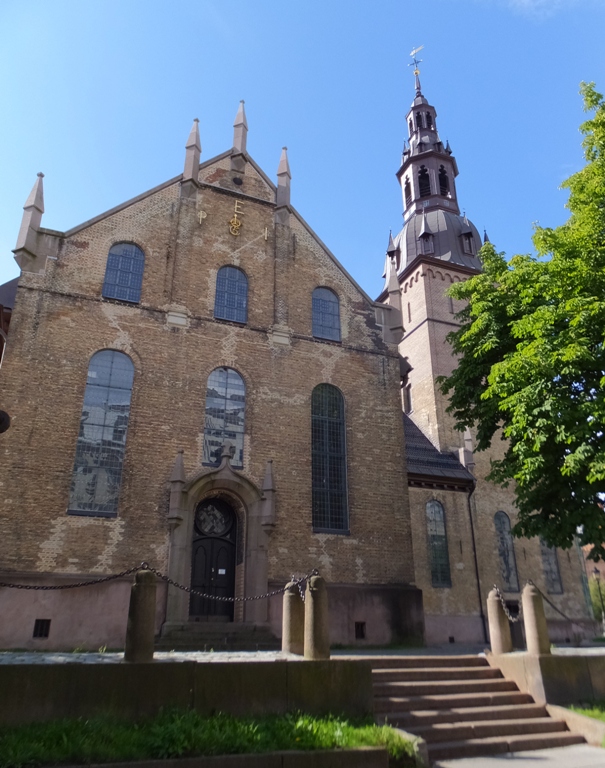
[403,414,474,487]
[0,277,19,310]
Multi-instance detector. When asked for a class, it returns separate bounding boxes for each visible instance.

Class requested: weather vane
[409,45,424,76]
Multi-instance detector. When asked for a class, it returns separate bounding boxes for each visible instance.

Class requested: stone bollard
[522,582,551,655]
[124,569,157,663]
[486,589,513,654]
[282,581,305,655]
[304,575,330,660]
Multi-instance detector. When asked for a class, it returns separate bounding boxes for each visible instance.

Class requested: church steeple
[397,82,460,218]
[383,56,483,280]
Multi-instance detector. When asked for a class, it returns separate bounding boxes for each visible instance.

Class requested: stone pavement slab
[433,743,604,768]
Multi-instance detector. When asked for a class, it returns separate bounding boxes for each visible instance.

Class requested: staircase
[370,655,584,762]
[156,621,280,652]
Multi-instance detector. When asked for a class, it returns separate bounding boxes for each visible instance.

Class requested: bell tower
[382,56,483,453]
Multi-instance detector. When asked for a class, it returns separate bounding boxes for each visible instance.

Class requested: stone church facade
[0,83,594,650]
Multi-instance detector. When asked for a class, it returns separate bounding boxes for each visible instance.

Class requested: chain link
[0,565,141,591]
[0,562,319,604]
[493,579,585,631]
[492,584,523,623]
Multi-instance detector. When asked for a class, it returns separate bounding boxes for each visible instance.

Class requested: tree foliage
[440,83,605,559]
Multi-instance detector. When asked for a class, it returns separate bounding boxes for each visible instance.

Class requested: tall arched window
[416,112,423,130]
[102,243,145,303]
[426,500,451,587]
[68,350,134,517]
[494,512,520,592]
[418,166,431,198]
[540,539,563,594]
[203,367,245,469]
[404,178,412,208]
[426,113,433,129]
[214,266,248,324]
[311,384,348,532]
[312,287,341,341]
[439,166,450,196]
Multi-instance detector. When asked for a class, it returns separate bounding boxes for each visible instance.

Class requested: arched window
[312,287,341,342]
[68,350,134,517]
[426,112,433,129]
[102,243,145,303]
[494,512,520,592]
[540,539,563,594]
[408,119,413,135]
[404,178,412,208]
[311,384,348,532]
[203,367,245,469]
[416,112,423,130]
[418,166,431,198]
[214,266,248,324]
[439,166,450,196]
[426,500,451,587]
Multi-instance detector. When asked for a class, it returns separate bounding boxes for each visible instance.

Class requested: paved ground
[433,744,604,768]
[1,644,603,664]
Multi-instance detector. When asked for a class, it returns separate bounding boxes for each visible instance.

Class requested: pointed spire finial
[233,100,248,154]
[262,459,275,492]
[14,173,45,260]
[25,173,45,214]
[183,118,201,182]
[169,449,186,483]
[483,229,490,244]
[276,146,291,207]
[409,45,424,95]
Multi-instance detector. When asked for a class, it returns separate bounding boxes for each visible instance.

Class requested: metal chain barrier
[493,579,585,632]
[525,579,585,632]
[492,584,523,623]
[0,564,142,591]
[0,562,319,604]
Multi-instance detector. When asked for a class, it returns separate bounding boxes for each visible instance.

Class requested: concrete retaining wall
[0,660,374,726]
[487,652,605,705]
[62,749,389,768]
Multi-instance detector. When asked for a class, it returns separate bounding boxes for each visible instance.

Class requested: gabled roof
[0,277,19,310]
[403,414,474,490]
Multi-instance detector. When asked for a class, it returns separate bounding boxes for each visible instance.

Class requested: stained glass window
[68,350,134,517]
[426,500,451,588]
[311,384,348,532]
[102,243,145,303]
[214,266,248,324]
[312,287,341,341]
[540,539,563,594]
[494,512,520,592]
[203,367,245,469]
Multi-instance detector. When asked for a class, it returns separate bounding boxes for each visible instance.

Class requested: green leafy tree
[440,83,605,560]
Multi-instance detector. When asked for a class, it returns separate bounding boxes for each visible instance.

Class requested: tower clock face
[195,501,232,536]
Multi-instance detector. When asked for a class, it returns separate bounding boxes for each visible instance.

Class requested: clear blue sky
[1,0,604,297]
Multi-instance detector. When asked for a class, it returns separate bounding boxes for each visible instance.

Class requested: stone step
[373,678,517,697]
[162,622,274,636]
[427,731,585,761]
[363,655,489,669]
[374,690,533,713]
[156,622,280,651]
[411,717,567,744]
[386,702,548,727]
[372,666,502,682]
[156,640,281,651]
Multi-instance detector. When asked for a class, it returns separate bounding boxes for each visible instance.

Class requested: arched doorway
[190,497,237,620]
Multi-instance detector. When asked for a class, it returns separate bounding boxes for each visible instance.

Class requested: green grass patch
[0,710,416,768]
[570,700,605,723]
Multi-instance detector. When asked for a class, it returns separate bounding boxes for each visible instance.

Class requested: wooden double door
[190,498,237,620]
